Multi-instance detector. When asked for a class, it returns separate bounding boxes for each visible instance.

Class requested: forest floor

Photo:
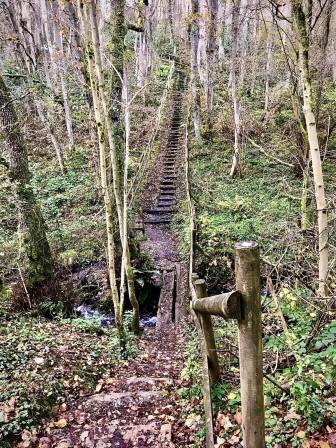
[20,328,198,448]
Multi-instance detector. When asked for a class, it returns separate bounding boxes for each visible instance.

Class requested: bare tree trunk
[205,0,218,130]
[249,0,261,94]
[0,74,54,289]
[230,0,242,177]
[264,22,274,116]
[315,0,333,124]
[292,0,329,296]
[191,0,202,139]
[3,0,67,171]
[41,0,75,150]
[36,101,66,174]
[217,0,227,65]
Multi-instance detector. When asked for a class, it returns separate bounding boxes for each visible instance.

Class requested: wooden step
[144,217,171,225]
[157,202,174,209]
[160,190,176,197]
[159,193,175,199]
[145,208,172,215]
[160,184,176,190]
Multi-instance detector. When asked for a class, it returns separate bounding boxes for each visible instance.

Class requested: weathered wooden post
[235,241,265,448]
[194,279,220,384]
[191,272,199,285]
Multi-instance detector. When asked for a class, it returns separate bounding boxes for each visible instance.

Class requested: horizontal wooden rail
[192,287,242,319]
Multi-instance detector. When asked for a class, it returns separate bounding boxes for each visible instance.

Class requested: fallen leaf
[54,419,67,429]
[34,357,45,365]
[215,437,225,448]
[320,442,330,448]
[185,413,201,428]
[328,434,336,448]
[234,412,242,425]
[80,431,89,441]
[22,431,32,441]
[228,435,240,444]
[54,442,71,448]
[284,412,301,421]
[38,437,51,448]
[217,413,233,430]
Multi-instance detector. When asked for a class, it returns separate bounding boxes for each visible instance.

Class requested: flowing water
[75,304,157,328]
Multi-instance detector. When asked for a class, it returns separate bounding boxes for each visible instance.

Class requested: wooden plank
[156,270,175,331]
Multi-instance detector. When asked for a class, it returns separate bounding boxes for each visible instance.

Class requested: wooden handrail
[192,289,242,319]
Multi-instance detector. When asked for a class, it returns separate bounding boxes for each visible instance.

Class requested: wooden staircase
[144,71,186,226]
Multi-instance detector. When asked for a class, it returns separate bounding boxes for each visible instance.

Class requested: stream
[75,305,157,328]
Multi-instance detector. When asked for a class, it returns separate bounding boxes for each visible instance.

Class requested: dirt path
[26,328,196,448]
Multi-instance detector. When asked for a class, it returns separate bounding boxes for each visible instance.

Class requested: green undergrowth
[0,309,134,444]
[186,137,304,289]
[181,130,336,293]
[0,145,104,277]
[30,146,103,265]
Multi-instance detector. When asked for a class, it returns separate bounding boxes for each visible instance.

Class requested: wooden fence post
[235,241,265,448]
[194,279,220,384]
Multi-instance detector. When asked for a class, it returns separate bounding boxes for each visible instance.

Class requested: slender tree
[78,0,122,333]
[190,0,202,139]
[205,0,218,130]
[292,0,329,296]
[229,0,242,177]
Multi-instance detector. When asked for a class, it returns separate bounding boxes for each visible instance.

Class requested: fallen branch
[216,348,290,395]
[247,137,295,168]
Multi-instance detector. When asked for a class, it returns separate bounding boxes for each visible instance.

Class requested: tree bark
[0,74,54,288]
[205,0,218,130]
[40,0,75,149]
[264,22,274,116]
[35,101,66,174]
[315,0,333,124]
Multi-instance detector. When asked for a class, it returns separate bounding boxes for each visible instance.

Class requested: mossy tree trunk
[292,0,329,296]
[87,0,140,334]
[0,74,54,289]
[205,0,218,131]
[78,0,123,333]
[108,0,140,334]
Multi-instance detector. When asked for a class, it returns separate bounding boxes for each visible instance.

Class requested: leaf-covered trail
[25,328,196,448]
